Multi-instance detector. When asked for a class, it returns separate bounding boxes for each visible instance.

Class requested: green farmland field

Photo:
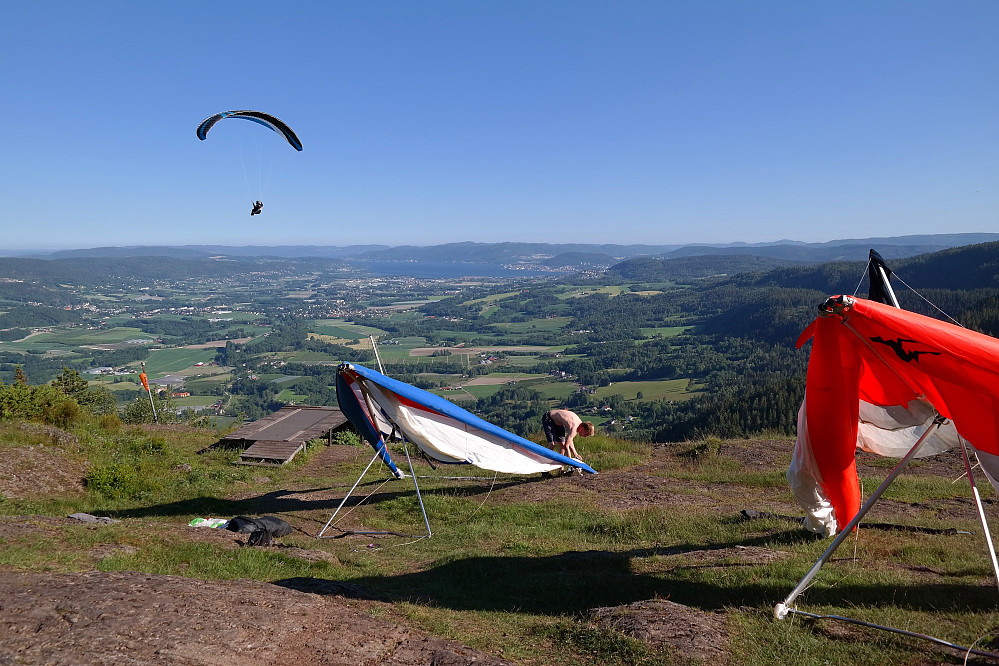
[183,374,232,392]
[173,396,219,410]
[372,337,430,362]
[488,317,570,334]
[3,326,153,352]
[591,378,698,402]
[143,348,218,376]
[311,320,388,340]
[461,290,520,306]
[272,350,346,365]
[639,326,689,339]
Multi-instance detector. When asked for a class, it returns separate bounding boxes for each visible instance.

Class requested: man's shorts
[542,411,566,444]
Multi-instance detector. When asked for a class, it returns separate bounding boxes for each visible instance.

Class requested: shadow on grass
[275,550,999,617]
[275,529,999,617]
[108,475,549,521]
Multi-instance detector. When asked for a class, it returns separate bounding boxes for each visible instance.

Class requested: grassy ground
[2,419,999,665]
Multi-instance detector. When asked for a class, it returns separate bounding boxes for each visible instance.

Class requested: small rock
[69,513,119,525]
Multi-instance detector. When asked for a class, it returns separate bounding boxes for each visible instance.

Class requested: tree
[51,367,116,416]
[121,392,176,424]
[51,367,88,401]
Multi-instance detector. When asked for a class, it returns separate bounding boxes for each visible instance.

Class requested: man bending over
[542,408,595,462]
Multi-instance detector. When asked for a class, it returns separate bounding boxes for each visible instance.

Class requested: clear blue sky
[3,1,996,251]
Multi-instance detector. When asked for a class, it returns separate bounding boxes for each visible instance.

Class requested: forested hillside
[3,240,997,443]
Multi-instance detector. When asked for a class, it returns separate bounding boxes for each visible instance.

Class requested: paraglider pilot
[251,200,263,216]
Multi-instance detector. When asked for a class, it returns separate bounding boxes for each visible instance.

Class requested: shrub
[99,412,122,431]
[333,429,362,447]
[85,464,140,499]
[0,383,82,428]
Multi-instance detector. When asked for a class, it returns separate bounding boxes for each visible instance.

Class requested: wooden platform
[219,406,350,466]
[237,439,306,466]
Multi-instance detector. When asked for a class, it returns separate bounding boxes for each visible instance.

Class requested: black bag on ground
[225,516,261,534]
[252,515,292,537]
[225,515,292,540]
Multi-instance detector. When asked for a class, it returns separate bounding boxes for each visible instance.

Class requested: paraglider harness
[250,201,263,216]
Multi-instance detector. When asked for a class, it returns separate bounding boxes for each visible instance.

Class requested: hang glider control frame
[777,294,999,660]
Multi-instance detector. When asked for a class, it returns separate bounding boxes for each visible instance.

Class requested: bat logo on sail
[870,336,941,363]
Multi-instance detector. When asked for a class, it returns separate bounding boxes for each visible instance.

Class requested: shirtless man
[542,408,595,462]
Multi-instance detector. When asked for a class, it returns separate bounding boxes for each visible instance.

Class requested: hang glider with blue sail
[336,363,597,477]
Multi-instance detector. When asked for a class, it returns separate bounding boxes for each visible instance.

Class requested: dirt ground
[0,569,512,666]
[1,428,993,665]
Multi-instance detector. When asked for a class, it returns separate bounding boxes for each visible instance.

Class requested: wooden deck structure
[218,405,350,466]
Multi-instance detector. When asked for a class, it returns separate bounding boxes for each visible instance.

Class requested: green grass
[591,379,698,403]
[462,291,521,306]
[530,380,584,401]
[310,320,388,340]
[4,418,998,666]
[272,349,347,364]
[173,396,219,409]
[554,286,630,299]
[182,374,232,392]
[638,326,689,339]
[488,317,571,334]
[142,348,218,376]
[1,325,154,353]
[373,337,432,361]
[430,384,497,401]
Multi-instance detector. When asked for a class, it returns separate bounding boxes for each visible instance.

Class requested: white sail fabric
[363,381,565,474]
[337,364,597,477]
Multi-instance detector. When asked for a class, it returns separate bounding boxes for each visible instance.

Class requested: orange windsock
[140,372,149,392]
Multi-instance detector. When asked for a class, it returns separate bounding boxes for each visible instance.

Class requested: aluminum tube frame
[958,436,999,592]
[775,419,942,618]
[317,445,432,540]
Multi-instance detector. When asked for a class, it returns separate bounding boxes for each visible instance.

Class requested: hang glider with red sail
[788,295,999,536]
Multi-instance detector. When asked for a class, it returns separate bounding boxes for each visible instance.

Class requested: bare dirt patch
[0,570,512,666]
[0,437,87,500]
[590,599,729,662]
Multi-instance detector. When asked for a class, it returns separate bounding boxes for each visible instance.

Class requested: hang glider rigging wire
[853,254,963,327]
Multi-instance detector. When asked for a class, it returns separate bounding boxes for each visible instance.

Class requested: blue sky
[2,1,996,251]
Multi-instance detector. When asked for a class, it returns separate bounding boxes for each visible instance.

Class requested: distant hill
[10,233,999,267]
[351,242,680,263]
[541,252,617,268]
[608,255,798,281]
[726,241,999,292]
[0,255,347,287]
[666,234,999,263]
[44,245,389,260]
